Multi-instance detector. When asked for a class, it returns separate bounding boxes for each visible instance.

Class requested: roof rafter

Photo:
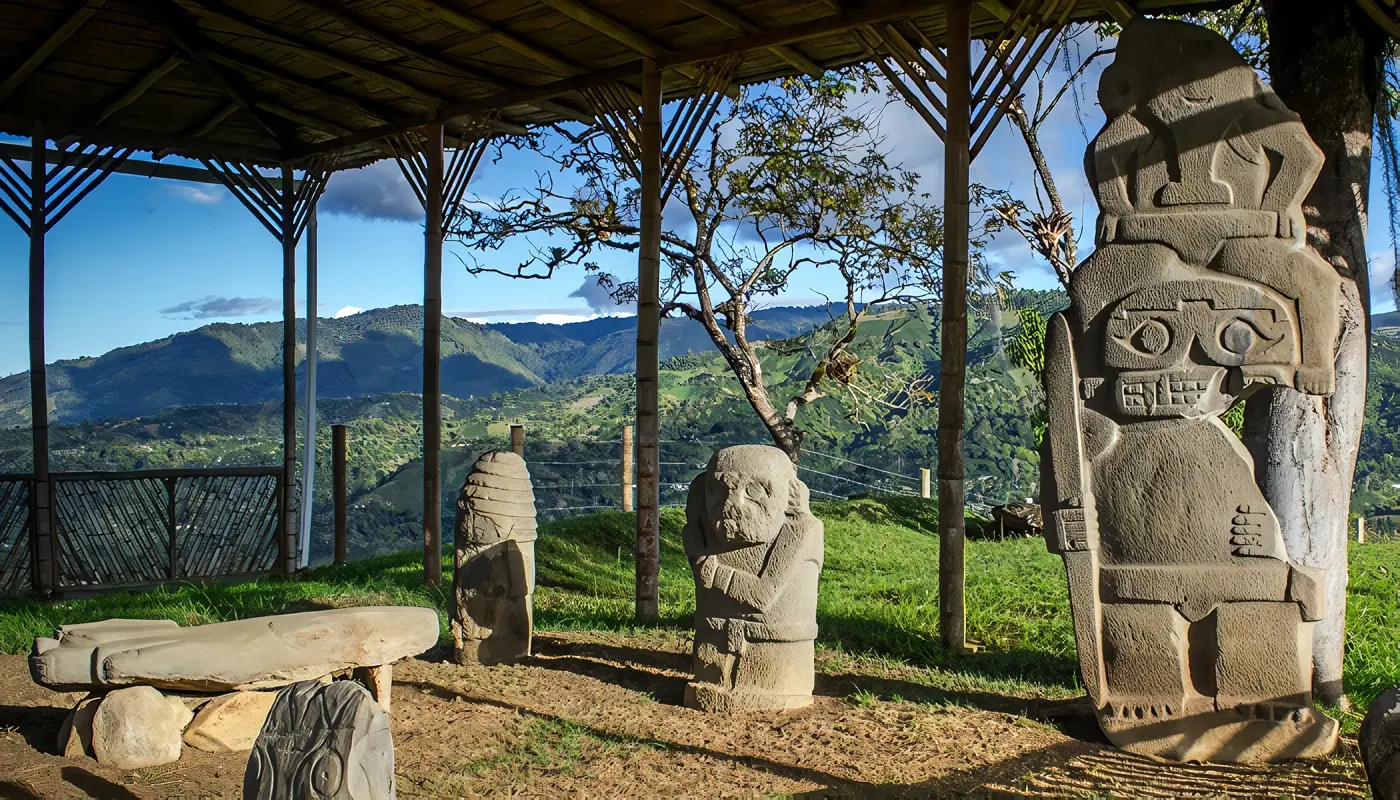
[409,0,584,77]
[534,0,708,84]
[1096,0,1138,24]
[0,0,106,104]
[94,52,184,126]
[288,0,593,123]
[676,0,823,78]
[146,0,292,145]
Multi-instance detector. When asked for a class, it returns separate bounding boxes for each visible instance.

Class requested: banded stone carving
[452,450,537,665]
[682,445,824,712]
[1043,19,1341,762]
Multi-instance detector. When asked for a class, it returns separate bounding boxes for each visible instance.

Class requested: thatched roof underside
[0,0,1232,168]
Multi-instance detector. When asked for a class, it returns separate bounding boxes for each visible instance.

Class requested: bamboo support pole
[423,122,445,587]
[938,0,971,654]
[334,424,348,564]
[278,162,297,577]
[28,125,55,595]
[635,58,663,619]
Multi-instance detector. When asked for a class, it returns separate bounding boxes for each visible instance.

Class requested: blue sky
[1,37,1396,378]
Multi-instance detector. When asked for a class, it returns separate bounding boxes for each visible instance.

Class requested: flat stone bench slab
[29,606,440,692]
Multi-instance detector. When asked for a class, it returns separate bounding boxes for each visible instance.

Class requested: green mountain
[0,304,844,427]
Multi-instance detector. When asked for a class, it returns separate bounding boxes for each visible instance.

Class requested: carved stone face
[703,446,795,546]
[1115,19,1257,128]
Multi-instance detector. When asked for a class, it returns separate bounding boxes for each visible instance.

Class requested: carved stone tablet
[452,450,537,665]
[682,445,823,712]
[1043,18,1340,762]
[244,680,394,800]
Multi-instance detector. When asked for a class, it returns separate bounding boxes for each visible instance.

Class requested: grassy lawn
[1,497,1395,714]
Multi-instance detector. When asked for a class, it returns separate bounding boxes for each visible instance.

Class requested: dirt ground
[0,630,1371,798]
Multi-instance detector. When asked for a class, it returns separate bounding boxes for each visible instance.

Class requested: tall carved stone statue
[452,451,536,666]
[682,445,823,712]
[1043,19,1342,763]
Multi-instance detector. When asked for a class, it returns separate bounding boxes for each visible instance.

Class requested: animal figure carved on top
[1042,19,1342,763]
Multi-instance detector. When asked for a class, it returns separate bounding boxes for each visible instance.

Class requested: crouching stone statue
[1042,19,1340,762]
[682,445,823,712]
[451,450,537,666]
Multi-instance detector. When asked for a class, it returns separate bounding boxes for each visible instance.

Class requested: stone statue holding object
[682,445,823,712]
[451,450,537,666]
[1042,19,1341,762]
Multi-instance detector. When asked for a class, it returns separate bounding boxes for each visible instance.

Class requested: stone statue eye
[1220,319,1263,355]
[747,481,771,499]
[308,749,345,798]
[1130,319,1172,355]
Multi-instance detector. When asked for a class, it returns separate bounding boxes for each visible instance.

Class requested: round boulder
[91,686,192,769]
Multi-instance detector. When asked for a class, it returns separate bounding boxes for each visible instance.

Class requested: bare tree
[450,73,1001,462]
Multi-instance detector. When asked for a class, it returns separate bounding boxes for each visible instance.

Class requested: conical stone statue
[1042,18,1340,763]
[682,445,824,712]
[451,450,537,666]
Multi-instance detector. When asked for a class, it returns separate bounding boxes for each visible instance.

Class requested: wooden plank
[0,0,106,104]
[94,52,183,126]
[412,0,582,75]
[535,0,705,82]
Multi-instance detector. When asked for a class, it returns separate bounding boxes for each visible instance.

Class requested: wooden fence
[0,466,284,594]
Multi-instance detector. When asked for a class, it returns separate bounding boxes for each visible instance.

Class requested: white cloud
[168,185,223,205]
[532,313,602,324]
[333,305,364,318]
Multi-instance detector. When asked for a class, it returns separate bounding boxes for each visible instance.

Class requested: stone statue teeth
[1043,17,1341,763]
[682,445,824,712]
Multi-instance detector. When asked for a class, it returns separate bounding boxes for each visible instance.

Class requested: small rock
[91,686,192,769]
[57,695,101,758]
[183,690,278,753]
[1362,687,1400,800]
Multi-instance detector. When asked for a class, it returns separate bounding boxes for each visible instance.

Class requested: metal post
[165,476,178,578]
[423,123,445,587]
[299,204,318,569]
[938,0,972,653]
[635,57,663,619]
[621,424,634,512]
[333,424,348,565]
[510,423,525,458]
[28,125,55,596]
[920,468,931,500]
[279,162,297,577]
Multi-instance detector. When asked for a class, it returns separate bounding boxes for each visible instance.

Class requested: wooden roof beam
[289,0,593,123]
[534,0,707,84]
[148,0,291,144]
[412,0,583,76]
[977,1,1013,21]
[677,0,824,78]
[94,52,184,126]
[1096,0,1138,24]
[0,0,106,104]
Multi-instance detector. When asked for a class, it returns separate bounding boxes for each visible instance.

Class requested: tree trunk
[1251,0,1386,705]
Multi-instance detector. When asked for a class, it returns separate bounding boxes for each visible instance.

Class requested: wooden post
[937,0,972,653]
[635,57,663,619]
[28,125,55,595]
[1357,516,1366,544]
[509,423,525,458]
[278,162,298,577]
[165,476,178,578]
[920,468,931,499]
[299,204,318,569]
[423,123,445,587]
[621,424,634,512]
[333,424,348,565]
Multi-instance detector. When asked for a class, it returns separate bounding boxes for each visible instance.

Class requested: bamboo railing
[0,466,284,594]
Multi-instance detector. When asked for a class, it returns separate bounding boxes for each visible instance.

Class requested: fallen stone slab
[1362,687,1400,800]
[183,690,279,753]
[29,606,440,693]
[91,686,193,770]
[245,679,394,799]
[57,695,101,758]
